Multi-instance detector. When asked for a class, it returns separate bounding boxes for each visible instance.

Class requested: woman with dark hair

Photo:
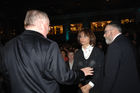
[61,49,68,62]
[73,29,104,93]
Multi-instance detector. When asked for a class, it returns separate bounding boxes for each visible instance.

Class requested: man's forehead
[106,25,114,29]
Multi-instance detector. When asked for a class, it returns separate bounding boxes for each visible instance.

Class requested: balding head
[24,10,50,37]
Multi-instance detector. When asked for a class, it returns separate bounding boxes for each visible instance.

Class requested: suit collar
[112,33,121,41]
[112,34,123,43]
[23,30,46,38]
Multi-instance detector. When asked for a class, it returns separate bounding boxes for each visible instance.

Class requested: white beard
[105,38,113,45]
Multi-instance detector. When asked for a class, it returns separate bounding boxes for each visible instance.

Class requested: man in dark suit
[65,49,75,70]
[102,21,140,93]
[0,41,3,73]
[0,41,4,92]
[60,49,77,93]
[3,10,93,93]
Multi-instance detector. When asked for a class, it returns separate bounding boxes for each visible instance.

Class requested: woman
[72,29,104,93]
[61,49,68,62]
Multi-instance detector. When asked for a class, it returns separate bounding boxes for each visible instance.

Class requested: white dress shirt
[82,45,95,87]
[69,61,73,70]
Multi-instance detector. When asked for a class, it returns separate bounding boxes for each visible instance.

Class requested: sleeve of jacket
[45,42,84,85]
[72,51,78,71]
[72,51,83,83]
[0,45,3,73]
[0,46,7,75]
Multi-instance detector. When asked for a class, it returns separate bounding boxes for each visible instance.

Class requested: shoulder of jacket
[75,49,82,54]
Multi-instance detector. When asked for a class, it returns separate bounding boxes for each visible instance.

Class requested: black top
[73,47,104,93]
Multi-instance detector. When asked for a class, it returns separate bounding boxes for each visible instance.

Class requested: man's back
[3,30,78,93]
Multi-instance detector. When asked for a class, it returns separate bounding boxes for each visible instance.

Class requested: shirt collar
[82,45,93,52]
[82,45,94,59]
[112,33,121,42]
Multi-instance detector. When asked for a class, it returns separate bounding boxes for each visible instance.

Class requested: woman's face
[79,32,90,46]
[61,51,66,58]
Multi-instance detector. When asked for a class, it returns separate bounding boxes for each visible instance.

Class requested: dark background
[0,0,140,21]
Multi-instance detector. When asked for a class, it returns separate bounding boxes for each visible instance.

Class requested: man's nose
[103,34,106,37]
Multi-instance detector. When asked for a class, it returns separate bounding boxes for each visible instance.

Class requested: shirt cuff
[88,81,94,87]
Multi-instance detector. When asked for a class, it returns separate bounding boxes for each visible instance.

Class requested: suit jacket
[73,47,104,93]
[65,61,74,71]
[65,61,70,70]
[3,30,84,93]
[0,43,3,73]
[59,61,77,93]
[102,34,140,93]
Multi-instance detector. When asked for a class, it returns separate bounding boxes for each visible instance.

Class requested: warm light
[48,25,63,35]
[107,21,112,24]
[70,23,83,32]
[70,24,75,27]
[91,20,112,32]
[121,19,134,24]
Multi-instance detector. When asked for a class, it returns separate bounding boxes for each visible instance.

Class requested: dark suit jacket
[102,34,140,93]
[59,61,78,93]
[3,30,84,93]
[65,61,70,70]
[0,43,3,73]
[65,61,74,71]
[73,47,104,93]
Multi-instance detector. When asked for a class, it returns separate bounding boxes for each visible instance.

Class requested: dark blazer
[3,30,84,93]
[0,43,3,73]
[73,47,104,93]
[65,61,73,71]
[59,61,77,93]
[102,34,140,93]
[65,61,70,70]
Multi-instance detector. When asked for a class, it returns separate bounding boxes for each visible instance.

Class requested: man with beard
[102,21,140,93]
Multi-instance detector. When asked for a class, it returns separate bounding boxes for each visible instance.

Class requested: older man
[3,10,93,93]
[102,21,140,93]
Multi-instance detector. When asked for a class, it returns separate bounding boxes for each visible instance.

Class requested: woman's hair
[24,10,49,28]
[77,28,96,46]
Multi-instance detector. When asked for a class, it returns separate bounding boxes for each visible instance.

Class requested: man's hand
[80,67,93,76]
[80,84,92,93]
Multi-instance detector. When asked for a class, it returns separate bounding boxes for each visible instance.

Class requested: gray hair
[108,21,122,33]
[24,10,49,27]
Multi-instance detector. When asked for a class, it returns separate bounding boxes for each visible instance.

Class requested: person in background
[73,29,104,93]
[0,40,3,74]
[0,41,4,93]
[102,21,140,93]
[61,49,68,62]
[66,49,75,70]
[3,10,93,93]
[60,49,77,93]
